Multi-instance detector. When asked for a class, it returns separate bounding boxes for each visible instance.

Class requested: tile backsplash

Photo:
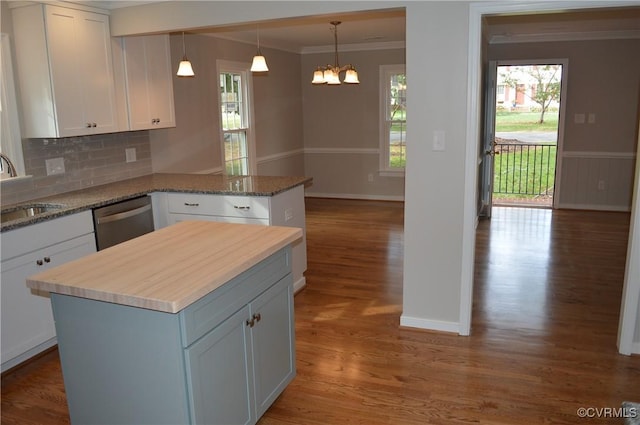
[1,131,152,205]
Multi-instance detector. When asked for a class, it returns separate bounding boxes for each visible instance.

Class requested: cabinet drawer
[169,213,269,226]
[1,211,94,261]
[167,193,270,219]
[179,247,290,347]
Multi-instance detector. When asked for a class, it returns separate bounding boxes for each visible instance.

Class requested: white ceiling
[70,2,640,52]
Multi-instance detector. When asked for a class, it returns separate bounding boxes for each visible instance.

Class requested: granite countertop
[0,173,312,232]
[26,221,302,313]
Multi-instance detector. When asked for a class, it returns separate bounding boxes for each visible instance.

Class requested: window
[380,65,406,174]
[217,61,256,176]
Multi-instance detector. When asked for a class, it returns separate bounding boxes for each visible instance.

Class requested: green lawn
[495,111,559,132]
[493,145,557,198]
[493,111,558,200]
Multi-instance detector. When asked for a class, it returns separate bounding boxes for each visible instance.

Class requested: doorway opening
[490,63,564,209]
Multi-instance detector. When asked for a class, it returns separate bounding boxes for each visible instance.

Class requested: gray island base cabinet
[51,247,295,425]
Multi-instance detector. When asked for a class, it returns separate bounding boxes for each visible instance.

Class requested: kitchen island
[27,220,302,425]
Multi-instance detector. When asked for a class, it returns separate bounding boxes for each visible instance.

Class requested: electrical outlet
[45,157,65,175]
[368,173,374,182]
[598,180,606,191]
[284,208,294,222]
[125,148,137,163]
[588,113,596,124]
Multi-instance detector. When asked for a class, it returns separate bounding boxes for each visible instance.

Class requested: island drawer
[179,246,290,347]
[167,193,269,219]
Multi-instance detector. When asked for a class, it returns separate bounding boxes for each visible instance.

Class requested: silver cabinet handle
[184,202,200,207]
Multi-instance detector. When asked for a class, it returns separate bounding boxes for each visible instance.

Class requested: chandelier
[312,21,359,85]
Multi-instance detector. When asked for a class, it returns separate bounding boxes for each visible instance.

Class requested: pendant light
[176,32,195,77]
[250,27,269,72]
[311,21,359,85]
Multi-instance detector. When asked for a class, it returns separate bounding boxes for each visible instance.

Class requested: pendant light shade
[311,21,359,85]
[250,28,269,72]
[176,32,195,77]
[251,54,269,72]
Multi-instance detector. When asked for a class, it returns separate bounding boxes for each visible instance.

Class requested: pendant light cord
[182,32,187,59]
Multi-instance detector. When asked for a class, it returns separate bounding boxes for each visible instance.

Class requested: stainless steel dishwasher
[92,196,154,250]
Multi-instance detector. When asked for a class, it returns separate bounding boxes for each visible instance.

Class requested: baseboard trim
[305,192,405,202]
[1,337,57,374]
[556,203,631,212]
[400,315,460,334]
[293,276,306,294]
[632,341,640,356]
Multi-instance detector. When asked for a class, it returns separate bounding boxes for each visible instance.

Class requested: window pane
[219,67,250,176]
[223,130,248,176]
[220,72,245,130]
[389,120,406,168]
[388,72,406,169]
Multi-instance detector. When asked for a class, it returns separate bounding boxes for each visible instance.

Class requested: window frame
[379,64,406,177]
[216,60,257,176]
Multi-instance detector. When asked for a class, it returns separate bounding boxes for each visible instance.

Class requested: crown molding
[301,41,405,54]
[489,29,640,44]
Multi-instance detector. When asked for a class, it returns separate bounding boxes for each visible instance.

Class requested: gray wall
[302,48,406,200]
[0,132,152,205]
[488,38,640,211]
[149,34,305,176]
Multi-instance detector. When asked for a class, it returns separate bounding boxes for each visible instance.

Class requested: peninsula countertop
[26,220,303,313]
[1,173,312,232]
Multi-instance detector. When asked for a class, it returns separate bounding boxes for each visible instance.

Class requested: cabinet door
[1,234,96,371]
[185,305,256,425]
[250,275,295,417]
[123,35,175,130]
[45,5,117,136]
[146,35,175,129]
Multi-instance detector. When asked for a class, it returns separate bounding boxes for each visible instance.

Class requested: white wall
[401,1,471,332]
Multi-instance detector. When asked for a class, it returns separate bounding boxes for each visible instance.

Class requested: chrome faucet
[0,153,18,177]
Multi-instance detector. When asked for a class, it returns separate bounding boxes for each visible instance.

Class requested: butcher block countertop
[26,221,302,313]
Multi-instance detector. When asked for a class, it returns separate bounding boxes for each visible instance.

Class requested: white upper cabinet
[121,35,176,130]
[11,4,119,138]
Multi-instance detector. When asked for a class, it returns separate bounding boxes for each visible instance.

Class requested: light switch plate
[433,130,446,151]
[574,113,585,124]
[45,157,65,176]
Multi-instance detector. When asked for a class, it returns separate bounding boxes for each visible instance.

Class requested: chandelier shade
[311,21,359,85]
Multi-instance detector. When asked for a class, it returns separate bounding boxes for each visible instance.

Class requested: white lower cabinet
[0,212,96,372]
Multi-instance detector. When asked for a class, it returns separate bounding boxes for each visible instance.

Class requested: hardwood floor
[2,199,638,424]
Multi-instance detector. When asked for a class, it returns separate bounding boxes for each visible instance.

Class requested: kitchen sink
[1,203,65,222]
